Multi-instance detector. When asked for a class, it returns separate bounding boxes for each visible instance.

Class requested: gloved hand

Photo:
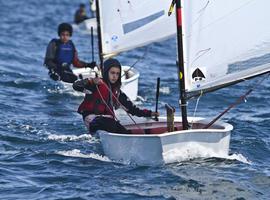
[151,112,159,118]
[85,61,97,69]
[48,70,60,81]
[92,77,103,85]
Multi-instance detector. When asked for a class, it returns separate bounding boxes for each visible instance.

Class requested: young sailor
[73,58,159,134]
[74,3,89,24]
[44,23,96,83]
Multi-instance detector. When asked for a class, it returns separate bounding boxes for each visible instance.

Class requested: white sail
[98,0,176,57]
[181,0,270,95]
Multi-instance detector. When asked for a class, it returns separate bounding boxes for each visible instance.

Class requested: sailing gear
[75,79,119,117]
[55,40,75,67]
[89,116,130,134]
[57,68,78,83]
[73,58,152,134]
[103,58,121,77]
[58,23,73,36]
[48,69,60,81]
[73,78,152,133]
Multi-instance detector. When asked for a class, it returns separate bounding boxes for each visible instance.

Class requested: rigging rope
[121,47,148,78]
[191,90,203,129]
[95,85,118,120]
[95,83,145,132]
[204,73,270,129]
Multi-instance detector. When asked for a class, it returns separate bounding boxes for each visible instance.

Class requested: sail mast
[95,0,103,71]
[175,0,189,130]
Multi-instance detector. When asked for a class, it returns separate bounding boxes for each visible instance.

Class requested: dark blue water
[0,0,270,199]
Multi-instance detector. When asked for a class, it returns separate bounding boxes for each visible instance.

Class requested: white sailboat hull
[98,117,233,165]
[81,18,97,35]
[120,67,139,101]
[61,66,139,101]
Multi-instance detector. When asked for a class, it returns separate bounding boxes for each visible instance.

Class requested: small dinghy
[96,0,270,165]
[98,117,232,165]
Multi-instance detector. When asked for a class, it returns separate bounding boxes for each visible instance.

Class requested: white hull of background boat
[82,18,97,35]
[98,117,233,165]
[61,66,139,101]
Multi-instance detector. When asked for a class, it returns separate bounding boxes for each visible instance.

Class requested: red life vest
[78,82,119,117]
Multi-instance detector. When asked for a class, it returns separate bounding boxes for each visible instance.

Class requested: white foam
[57,149,111,162]
[163,144,251,164]
[223,153,251,164]
[160,86,170,94]
[136,95,145,102]
[0,150,20,155]
[61,82,84,96]
[48,134,95,142]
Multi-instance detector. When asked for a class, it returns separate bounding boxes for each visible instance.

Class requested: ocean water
[0,0,269,199]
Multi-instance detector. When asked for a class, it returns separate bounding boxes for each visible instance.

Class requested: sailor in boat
[44,23,96,83]
[74,3,91,24]
[73,58,159,134]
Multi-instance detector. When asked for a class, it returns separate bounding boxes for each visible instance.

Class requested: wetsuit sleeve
[73,78,96,92]
[72,49,87,68]
[44,40,57,70]
[118,91,152,117]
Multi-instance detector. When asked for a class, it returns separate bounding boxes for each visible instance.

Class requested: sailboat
[97,0,270,165]
[70,0,177,101]
[78,0,97,35]
[74,0,98,35]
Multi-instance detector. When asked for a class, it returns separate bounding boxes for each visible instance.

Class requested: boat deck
[125,121,224,135]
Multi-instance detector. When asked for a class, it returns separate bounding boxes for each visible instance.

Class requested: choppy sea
[0,0,269,199]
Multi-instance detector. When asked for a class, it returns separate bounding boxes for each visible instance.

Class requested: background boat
[61,65,139,101]
[75,17,97,35]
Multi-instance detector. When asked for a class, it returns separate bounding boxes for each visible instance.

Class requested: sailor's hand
[48,69,60,81]
[85,61,97,69]
[92,77,103,85]
[151,112,159,118]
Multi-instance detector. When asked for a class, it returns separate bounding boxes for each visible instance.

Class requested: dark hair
[80,3,86,8]
[58,23,73,36]
[103,58,122,88]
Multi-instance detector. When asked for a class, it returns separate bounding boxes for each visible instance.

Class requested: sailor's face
[108,67,120,84]
[60,31,70,43]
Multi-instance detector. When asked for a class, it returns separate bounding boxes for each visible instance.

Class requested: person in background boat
[74,3,90,24]
[73,58,159,134]
[44,23,96,83]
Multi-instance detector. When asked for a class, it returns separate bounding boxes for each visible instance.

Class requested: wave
[159,86,170,95]
[56,149,111,162]
[47,133,96,143]
[163,144,251,164]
